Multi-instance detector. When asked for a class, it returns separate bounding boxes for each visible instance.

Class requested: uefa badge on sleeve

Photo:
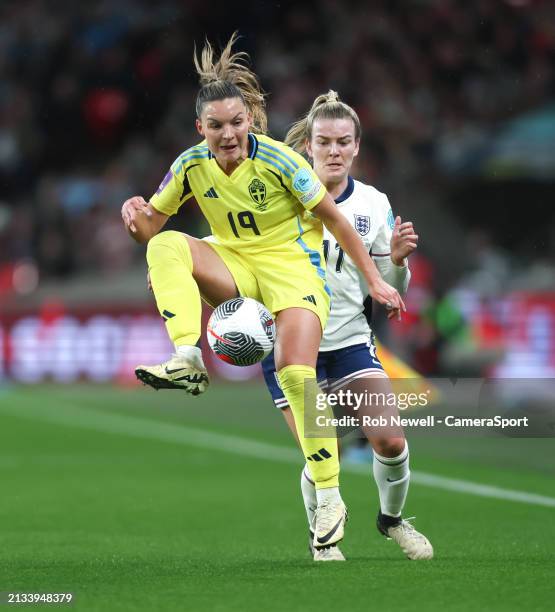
[354,214,370,236]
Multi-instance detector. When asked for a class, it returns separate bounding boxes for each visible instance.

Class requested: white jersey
[319,177,410,352]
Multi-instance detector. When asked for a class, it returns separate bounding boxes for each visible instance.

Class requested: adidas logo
[307,448,332,462]
[303,294,317,305]
[204,187,219,198]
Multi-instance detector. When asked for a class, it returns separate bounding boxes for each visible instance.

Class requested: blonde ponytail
[285,90,361,153]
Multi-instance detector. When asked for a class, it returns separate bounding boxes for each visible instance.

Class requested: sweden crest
[248,178,267,210]
[354,214,370,236]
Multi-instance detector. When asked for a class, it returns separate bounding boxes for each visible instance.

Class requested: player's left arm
[382,215,417,294]
[390,215,418,266]
[372,197,417,294]
[312,192,405,319]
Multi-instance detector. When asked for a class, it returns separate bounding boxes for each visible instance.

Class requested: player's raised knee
[146,231,192,266]
[147,229,181,250]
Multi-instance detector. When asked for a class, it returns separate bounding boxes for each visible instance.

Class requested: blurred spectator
[1,0,553,275]
[0,0,553,377]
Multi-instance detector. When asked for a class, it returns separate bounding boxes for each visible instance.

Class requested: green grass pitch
[0,383,553,611]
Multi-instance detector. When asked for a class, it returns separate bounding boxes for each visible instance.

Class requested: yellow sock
[278,365,339,489]
[146,231,201,346]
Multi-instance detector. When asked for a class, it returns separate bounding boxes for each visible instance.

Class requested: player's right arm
[122,149,196,243]
[121,196,169,244]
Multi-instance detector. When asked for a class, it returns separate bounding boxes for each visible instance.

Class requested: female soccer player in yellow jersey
[262,91,433,561]
[120,33,404,551]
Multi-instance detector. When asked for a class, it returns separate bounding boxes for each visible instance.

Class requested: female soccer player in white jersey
[262,91,433,561]
[120,34,404,552]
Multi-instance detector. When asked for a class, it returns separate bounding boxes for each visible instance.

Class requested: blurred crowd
[0,0,554,375]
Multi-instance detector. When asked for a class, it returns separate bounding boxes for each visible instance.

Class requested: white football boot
[313,501,348,549]
[314,546,346,561]
[377,513,433,560]
[135,352,209,395]
[308,531,346,561]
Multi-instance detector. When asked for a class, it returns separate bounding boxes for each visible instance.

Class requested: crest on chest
[248,178,268,211]
[354,214,370,236]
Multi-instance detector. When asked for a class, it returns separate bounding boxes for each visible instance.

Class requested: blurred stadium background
[0,1,554,610]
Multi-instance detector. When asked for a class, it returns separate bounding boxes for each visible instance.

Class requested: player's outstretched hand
[121,196,152,233]
[367,277,406,321]
[390,216,418,265]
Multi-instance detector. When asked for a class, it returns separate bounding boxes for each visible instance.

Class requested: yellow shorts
[204,237,331,331]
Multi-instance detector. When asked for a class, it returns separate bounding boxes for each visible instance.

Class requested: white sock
[175,344,204,367]
[316,486,342,506]
[300,465,317,529]
[372,442,410,518]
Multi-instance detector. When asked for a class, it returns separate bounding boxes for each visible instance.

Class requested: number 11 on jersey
[323,239,345,273]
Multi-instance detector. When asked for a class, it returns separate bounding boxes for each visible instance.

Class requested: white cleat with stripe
[308,531,346,561]
[378,514,433,560]
[313,501,348,549]
[135,353,209,395]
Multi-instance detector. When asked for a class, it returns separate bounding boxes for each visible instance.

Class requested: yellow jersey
[150,133,327,254]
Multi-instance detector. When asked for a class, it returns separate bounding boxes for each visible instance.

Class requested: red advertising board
[0,303,261,384]
[1,292,554,383]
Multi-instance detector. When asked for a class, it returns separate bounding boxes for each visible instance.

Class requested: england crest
[354,214,370,236]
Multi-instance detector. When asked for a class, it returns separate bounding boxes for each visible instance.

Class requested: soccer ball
[206,298,276,366]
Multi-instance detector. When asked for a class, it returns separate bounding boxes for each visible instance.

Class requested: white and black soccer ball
[207,298,276,366]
